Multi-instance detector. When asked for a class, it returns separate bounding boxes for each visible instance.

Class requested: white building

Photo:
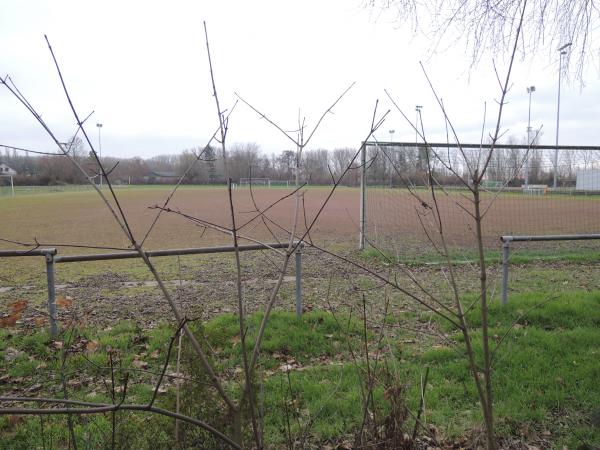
[0,163,17,176]
[0,162,16,196]
[576,169,600,192]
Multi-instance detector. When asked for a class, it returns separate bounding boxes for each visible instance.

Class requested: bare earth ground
[366,188,600,249]
[0,185,364,329]
[0,186,360,252]
[1,185,600,330]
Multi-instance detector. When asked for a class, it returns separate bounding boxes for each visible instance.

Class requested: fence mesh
[363,142,600,257]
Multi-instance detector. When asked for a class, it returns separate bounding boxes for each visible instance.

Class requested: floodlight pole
[525,86,535,186]
[389,129,395,187]
[415,105,423,171]
[554,43,571,189]
[415,105,422,144]
[96,123,103,188]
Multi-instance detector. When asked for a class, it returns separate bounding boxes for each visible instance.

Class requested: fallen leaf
[56,296,73,308]
[3,347,24,362]
[132,358,148,369]
[85,340,100,354]
[279,364,294,372]
[67,379,82,389]
[6,415,24,429]
[9,300,28,314]
[0,314,20,328]
[28,383,42,392]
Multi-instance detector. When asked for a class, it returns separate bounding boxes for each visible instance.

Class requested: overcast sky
[1,0,599,159]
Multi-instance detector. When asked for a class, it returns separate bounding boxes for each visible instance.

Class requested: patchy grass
[1,294,599,448]
[362,244,600,266]
[422,290,600,447]
[201,311,364,367]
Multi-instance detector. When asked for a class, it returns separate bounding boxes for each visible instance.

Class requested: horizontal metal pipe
[0,248,57,257]
[54,242,302,263]
[501,234,600,243]
[364,141,600,151]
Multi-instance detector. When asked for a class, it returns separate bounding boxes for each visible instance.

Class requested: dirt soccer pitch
[0,185,360,252]
[2,184,600,252]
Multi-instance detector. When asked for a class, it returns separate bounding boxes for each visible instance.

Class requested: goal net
[239,178,271,187]
[361,141,600,257]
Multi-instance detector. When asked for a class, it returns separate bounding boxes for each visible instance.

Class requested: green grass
[362,244,600,266]
[421,290,600,446]
[1,294,599,448]
[202,311,364,365]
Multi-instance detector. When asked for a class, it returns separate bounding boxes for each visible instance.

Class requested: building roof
[148,171,179,178]
[0,162,17,175]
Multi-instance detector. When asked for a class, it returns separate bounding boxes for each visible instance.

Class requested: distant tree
[331,148,359,185]
[303,148,330,184]
[277,150,296,180]
[204,146,218,184]
[228,142,262,181]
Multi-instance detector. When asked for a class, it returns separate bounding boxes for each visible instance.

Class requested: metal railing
[500,234,600,303]
[1,242,304,337]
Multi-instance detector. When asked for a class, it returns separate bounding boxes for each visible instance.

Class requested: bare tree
[366,0,598,80]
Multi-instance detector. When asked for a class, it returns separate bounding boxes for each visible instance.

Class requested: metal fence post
[501,240,510,305]
[295,244,303,319]
[45,252,58,337]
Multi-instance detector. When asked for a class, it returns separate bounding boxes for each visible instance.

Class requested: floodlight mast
[525,86,535,186]
[415,105,423,144]
[388,129,395,187]
[415,105,423,171]
[554,42,571,189]
[96,123,103,188]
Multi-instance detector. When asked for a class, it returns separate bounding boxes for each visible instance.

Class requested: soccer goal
[359,141,600,253]
[269,180,290,188]
[239,178,271,187]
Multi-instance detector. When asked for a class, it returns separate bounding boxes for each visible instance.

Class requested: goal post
[238,178,293,188]
[269,180,290,188]
[238,178,271,187]
[359,141,600,252]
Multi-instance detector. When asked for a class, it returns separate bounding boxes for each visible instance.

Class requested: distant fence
[0,242,304,337]
[0,184,132,197]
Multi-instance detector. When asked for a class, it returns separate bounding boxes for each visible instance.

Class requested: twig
[227,179,262,448]
[149,318,188,408]
[0,398,241,450]
[411,367,430,443]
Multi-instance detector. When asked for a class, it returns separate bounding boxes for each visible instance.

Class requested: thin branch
[227,179,261,448]
[0,398,240,450]
[140,102,238,247]
[149,318,188,408]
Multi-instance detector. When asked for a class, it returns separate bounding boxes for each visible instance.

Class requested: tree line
[0,139,360,186]
[3,135,590,188]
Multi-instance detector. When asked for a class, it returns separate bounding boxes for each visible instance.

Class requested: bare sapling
[0,35,244,448]
[368,3,530,448]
